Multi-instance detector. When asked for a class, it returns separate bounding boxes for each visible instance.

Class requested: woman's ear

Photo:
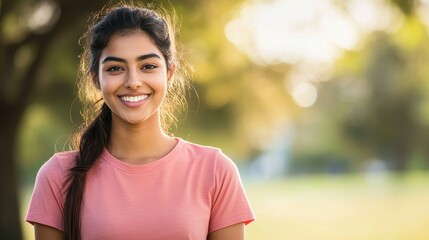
[92,74,101,90]
[95,81,101,90]
[167,64,176,84]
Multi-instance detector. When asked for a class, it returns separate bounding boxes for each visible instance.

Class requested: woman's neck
[107,114,176,165]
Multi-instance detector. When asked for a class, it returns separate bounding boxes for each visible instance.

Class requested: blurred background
[1,0,429,239]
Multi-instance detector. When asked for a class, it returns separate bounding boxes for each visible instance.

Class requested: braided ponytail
[63,104,111,240]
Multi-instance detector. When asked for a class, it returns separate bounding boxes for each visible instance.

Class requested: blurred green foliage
[287,2,429,174]
[7,0,429,185]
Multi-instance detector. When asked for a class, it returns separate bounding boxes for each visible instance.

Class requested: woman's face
[98,30,172,126]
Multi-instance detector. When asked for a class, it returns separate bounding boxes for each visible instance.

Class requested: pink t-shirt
[26,138,254,239]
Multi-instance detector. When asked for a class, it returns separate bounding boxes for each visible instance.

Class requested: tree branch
[16,0,106,104]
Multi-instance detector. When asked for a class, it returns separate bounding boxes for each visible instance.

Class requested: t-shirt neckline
[101,137,183,173]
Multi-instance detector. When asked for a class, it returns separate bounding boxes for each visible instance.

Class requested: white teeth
[121,95,148,103]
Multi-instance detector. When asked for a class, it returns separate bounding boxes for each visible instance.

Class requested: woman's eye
[107,66,123,72]
[142,64,157,70]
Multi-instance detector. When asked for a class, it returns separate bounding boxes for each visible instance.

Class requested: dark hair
[64,4,188,240]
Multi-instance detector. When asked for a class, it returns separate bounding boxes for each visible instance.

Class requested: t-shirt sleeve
[209,150,255,233]
[26,154,68,231]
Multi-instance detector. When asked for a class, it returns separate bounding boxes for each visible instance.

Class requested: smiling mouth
[120,95,149,103]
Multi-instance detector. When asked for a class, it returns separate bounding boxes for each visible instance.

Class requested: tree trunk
[0,102,25,240]
[0,0,107,236]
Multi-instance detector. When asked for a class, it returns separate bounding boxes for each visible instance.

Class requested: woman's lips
[120,94,149,103]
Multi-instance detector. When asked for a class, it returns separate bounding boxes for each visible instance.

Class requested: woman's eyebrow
[102,53,161,64]
[136,53,161,61]
[102,56,126,64]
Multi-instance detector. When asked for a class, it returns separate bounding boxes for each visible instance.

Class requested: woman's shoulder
[179,138,234,166]
[180,138,222,156]
[37,150,78,179]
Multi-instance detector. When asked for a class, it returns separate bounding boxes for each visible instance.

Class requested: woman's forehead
[101,31,164,61]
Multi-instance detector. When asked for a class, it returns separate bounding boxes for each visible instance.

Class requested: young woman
[26,3,254,240]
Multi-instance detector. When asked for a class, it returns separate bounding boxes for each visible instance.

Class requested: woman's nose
[125,70,142,89]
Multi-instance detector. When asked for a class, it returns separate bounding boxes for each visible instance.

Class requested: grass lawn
[245,172,429,240]
[21,171,429,239]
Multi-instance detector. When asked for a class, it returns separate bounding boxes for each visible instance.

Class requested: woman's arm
[207,223,245,240]
[34,223,64,240]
